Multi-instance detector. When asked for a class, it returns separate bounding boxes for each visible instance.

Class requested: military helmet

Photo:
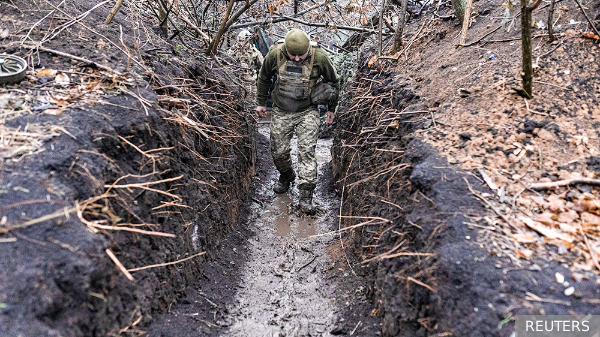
[284,29,310,55]
[238,30,252,41]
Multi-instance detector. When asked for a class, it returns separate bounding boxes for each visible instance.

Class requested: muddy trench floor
[146,122,381,337]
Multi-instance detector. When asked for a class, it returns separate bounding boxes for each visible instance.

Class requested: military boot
[298,183,316,215]
[273,169,295,194]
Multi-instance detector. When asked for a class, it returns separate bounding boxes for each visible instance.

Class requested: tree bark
[391,0,408,54]
[547,0,556,41]
[521,0,533,98]
[520,0,542,98]
[459,0,474,45]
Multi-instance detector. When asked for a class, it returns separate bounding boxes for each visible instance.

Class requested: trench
[147,119,381,337]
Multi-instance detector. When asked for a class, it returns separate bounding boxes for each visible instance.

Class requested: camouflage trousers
[270,106,320,187]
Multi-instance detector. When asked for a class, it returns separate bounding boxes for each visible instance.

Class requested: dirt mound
[331,5,600,333]
[1,1,255,336]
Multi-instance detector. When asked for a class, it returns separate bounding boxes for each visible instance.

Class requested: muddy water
[222,125,340,336]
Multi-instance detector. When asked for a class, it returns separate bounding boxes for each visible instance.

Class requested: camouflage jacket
[257,43,340,112]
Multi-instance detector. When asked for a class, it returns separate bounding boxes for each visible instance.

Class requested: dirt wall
[0,1,255,336]
[332,45,600,337]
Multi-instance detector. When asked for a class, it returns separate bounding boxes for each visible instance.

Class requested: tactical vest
[275,44,316,101]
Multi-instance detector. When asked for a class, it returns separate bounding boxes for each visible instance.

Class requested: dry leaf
[519,216,574,243]
[36,69,57,77]
[368,55,378,67]
[512,233,536,243]
[516,249,533,259]
[559,223,578,234]
[571,272,587,282]
[546,195,565,212]
[43,108,62,115]
[530,196,546,206]
[1,28,9,39]
[387,119,399,130]
[534,212,556,225]
[582,32,600,40]
[55,73,70,85]
[581,212,600,226]
[557,210,579,223]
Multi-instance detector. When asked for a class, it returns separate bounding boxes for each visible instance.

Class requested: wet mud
[147,124,381,336]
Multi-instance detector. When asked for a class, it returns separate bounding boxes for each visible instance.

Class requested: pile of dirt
[0,1,255,336]
[331,0,600,335]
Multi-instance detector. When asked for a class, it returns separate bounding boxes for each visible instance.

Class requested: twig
[579,225,600,272]
[524,98,548,116]
[88,224,176,238]
[463,177,520,231]
[106,248,135,281]
[407,276,435,292]
[0,207,76,234]
[573,0,600,37]
[297,254,317,272]
[21,0,65,44]
[529,178,600,190]
[380,19,429,60]
[350,321,362,336]
[21,44,122,75]
[525,292,570,306]
[105,0,125,25]
[128,251,206,272]
[459,25,502,47]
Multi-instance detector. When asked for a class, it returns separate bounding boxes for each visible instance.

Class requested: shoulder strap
[276,44,285,69]
[307,46,316,73]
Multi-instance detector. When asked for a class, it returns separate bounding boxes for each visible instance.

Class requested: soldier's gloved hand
[325,111,335,124]
[256,106,267,118]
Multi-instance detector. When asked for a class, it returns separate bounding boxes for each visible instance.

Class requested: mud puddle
[146,123,381,337]
[222,126,339,336]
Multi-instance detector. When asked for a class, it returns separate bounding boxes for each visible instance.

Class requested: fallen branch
[529,178,600,190]
[106,248,135,281]
[128,251,206,272]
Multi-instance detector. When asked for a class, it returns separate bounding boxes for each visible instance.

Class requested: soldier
[237,30,264,99]
[255,29,339,215]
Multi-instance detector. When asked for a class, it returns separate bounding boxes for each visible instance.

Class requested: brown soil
[331,0,600,336]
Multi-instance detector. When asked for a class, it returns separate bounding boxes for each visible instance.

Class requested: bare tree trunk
[391,0,408,54]
[459,0,474,45]
[547,0,556,41]
[208,0,235,56]
[378,0,386,55]
[521,0,542,98]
